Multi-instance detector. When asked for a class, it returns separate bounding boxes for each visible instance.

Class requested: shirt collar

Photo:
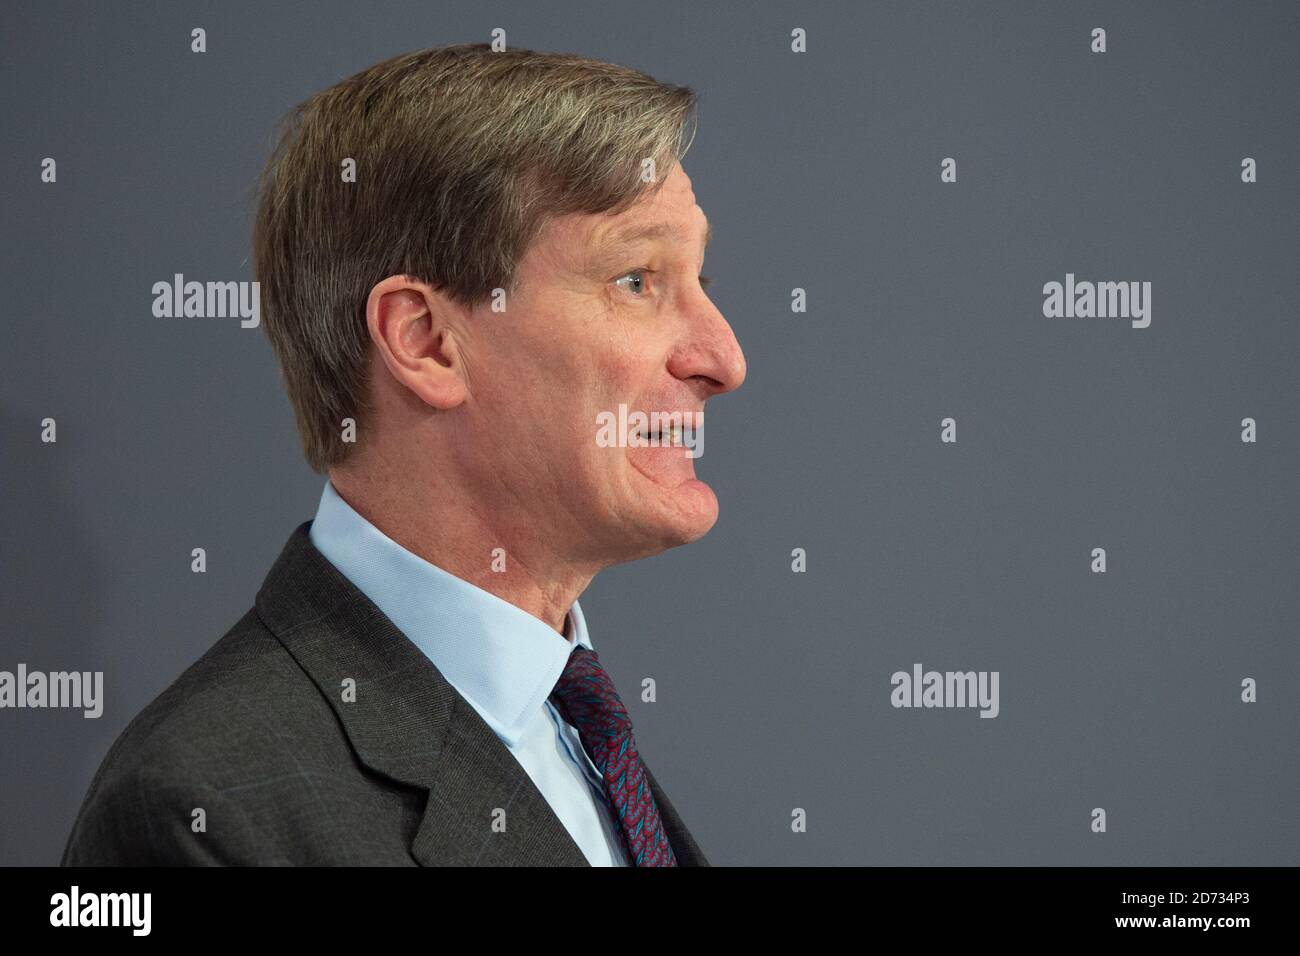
[307,480,590,747]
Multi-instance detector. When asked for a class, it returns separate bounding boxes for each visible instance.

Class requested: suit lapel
[255,522,588,866]
[410,692,588,865]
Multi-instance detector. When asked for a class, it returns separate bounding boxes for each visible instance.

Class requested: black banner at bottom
[0,866,1285,940]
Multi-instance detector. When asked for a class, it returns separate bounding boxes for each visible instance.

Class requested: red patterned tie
[548,646,678,866]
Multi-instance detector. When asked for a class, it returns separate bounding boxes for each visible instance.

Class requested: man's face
[461,163,746,567]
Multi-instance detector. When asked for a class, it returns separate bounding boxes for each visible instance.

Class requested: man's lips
[633,414,703,446]
[628,447,700,488]
[628,424,697,479]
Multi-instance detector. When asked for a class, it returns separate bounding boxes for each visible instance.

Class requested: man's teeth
[643,425,684,444]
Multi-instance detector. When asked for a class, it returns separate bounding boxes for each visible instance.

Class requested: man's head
[254,44,745,571]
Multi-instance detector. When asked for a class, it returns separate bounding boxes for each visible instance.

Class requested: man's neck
[327,470,593,636]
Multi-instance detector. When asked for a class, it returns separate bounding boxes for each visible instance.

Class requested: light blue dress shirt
[307,480,629,866]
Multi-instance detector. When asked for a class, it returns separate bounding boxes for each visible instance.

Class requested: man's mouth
[638,424,685,445]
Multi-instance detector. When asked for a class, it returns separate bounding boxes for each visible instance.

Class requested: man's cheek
[590,354,643,403]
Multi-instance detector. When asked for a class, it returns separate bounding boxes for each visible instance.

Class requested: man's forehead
[528,175,709,272]
[585,166,704,245]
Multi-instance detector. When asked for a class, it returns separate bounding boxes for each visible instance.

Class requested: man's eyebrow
[597,215,712,254]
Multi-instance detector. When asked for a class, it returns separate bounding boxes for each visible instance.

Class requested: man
[61,42,745,866]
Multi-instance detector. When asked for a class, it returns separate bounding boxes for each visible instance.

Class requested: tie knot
[549,646,632,742]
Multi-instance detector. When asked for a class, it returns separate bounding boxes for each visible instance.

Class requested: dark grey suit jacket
[61,522,708,866]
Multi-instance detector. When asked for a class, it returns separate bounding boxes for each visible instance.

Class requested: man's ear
[365,275,470,410]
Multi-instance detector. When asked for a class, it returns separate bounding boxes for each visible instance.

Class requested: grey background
[3,0,1297,866]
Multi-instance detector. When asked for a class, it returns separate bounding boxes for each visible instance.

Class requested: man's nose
[668,305,747,396]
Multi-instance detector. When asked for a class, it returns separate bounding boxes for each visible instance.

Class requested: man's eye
[614,269,651,296]
[614,269,713,296]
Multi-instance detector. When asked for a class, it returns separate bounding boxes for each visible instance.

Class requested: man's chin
[638,476,719,548]
[616,456,719,547]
